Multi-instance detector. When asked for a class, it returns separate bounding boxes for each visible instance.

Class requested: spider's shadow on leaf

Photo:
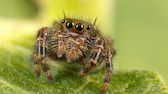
[49,60,105,82]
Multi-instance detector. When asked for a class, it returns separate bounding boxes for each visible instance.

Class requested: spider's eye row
[61,19,65,23]
[86,25,91,30]
[75,23,84,31]
[66,21,74,28]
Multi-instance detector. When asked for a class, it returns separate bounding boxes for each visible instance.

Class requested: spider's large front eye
[66,21,74,28]
[75,23,84,31]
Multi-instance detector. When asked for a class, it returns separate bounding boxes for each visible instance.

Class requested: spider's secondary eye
[61,19,65,23]
[75,23,84,31]
[86,25,91,30]
[66,21,74,28]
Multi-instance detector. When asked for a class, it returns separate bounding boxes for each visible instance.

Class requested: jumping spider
[32,18,115,94]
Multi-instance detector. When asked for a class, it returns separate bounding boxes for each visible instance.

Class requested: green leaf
[0,32,168,94]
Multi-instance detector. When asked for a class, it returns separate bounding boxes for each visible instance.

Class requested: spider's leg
[32,52,41,77]
[79,37,105,77]
[33,27,54,83]
[102,38,115,94]
[56,30,65,58]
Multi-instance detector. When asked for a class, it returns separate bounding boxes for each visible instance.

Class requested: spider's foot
[78,71,86,78]
[34,64,41,78]
[45,70,54,83]
[36,73,40,78]
[102,82,108,94]
[49,79,54,83]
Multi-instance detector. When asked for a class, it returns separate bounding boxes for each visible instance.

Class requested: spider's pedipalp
[56,30,66,58]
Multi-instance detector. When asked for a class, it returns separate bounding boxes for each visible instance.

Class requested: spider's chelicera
[32,18,115,94]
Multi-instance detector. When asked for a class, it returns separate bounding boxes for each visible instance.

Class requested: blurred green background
[0,0,167,85]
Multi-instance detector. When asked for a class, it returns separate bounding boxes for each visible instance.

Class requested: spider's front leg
[79,37,105,77]
[32,27,54,83]
[102,38,115,94]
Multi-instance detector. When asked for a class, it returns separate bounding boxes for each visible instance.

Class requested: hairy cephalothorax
[32,18,115,94]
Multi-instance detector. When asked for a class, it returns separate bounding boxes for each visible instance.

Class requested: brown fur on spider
[32,17,115,94]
